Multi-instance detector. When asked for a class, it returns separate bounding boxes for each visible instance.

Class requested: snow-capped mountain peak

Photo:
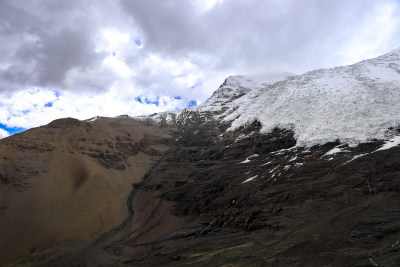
[149,48,400,146]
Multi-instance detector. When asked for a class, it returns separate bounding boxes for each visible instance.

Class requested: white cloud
[337,2,400,65]
[101,29,131,51]
[103,56,135,77]
[0,88,190,129]
[1,0,400,132]
[0,129,9,139]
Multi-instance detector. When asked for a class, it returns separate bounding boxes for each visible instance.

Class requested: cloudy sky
[1,0,400,138]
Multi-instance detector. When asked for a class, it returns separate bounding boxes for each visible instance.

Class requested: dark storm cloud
[121,0,400,74]
[0,0,120,92]
[1,0,400,133]
[0,0,399,95]
[120,0,207,53]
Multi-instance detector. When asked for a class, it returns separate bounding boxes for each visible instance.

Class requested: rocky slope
[1,49,400,266]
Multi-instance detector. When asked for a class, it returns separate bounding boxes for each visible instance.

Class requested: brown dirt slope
[0,116,171,266]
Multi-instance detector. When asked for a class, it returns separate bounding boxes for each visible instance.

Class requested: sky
[1,0,400,138]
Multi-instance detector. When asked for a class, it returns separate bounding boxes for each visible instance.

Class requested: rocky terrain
[1,114,400,266]
[2,49,400,266]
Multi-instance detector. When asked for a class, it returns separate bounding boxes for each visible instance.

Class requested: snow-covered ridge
[147,48,400,146]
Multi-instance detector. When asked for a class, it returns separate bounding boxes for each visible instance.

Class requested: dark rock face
[351,213,400,247]
[50,115,399,267]
[3,115,400,266]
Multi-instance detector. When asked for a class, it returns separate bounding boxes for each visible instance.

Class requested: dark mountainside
[1,112,400,266]
[2,50,400,266]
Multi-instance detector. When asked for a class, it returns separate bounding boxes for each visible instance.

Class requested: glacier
[148,48,400,146]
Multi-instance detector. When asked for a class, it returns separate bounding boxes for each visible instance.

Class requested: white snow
[221,51,400,146]
[145,48,400,146]
[86,116,100,123]
[269,166,279,173]
[234,134,247,143]
[260,160,273,167]
[239,154,259,164]
[324,147,342,155]
[343,153,368,165]
[202,49,400,146]
[324,146,350,156]
[270,147,297,155]
[376,136,400,151]
[242,175,258,183]
[369,257,379,267]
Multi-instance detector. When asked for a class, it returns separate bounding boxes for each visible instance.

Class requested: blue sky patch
[135,96,159,106]
[44,102,53,107]
[135,39,142,46]
[188,100,197,107]
[0,123,26,135]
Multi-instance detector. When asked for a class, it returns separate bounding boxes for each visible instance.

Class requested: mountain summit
[2,49,400,266]
[152,47,400,146]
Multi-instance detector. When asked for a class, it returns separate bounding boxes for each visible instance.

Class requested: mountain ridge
[148,47,400,146]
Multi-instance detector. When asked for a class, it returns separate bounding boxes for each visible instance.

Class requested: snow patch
[242,175,258,183]
[269,166,279,173]
[324,147,343,156]
[261,160,273,167]
[86,116,100,123]
[323,146,350,157]
[343,153,368,165]
[235,134,247,143]
[270,147,296,155]
[239,154,259,164]
[376,136,400,151]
